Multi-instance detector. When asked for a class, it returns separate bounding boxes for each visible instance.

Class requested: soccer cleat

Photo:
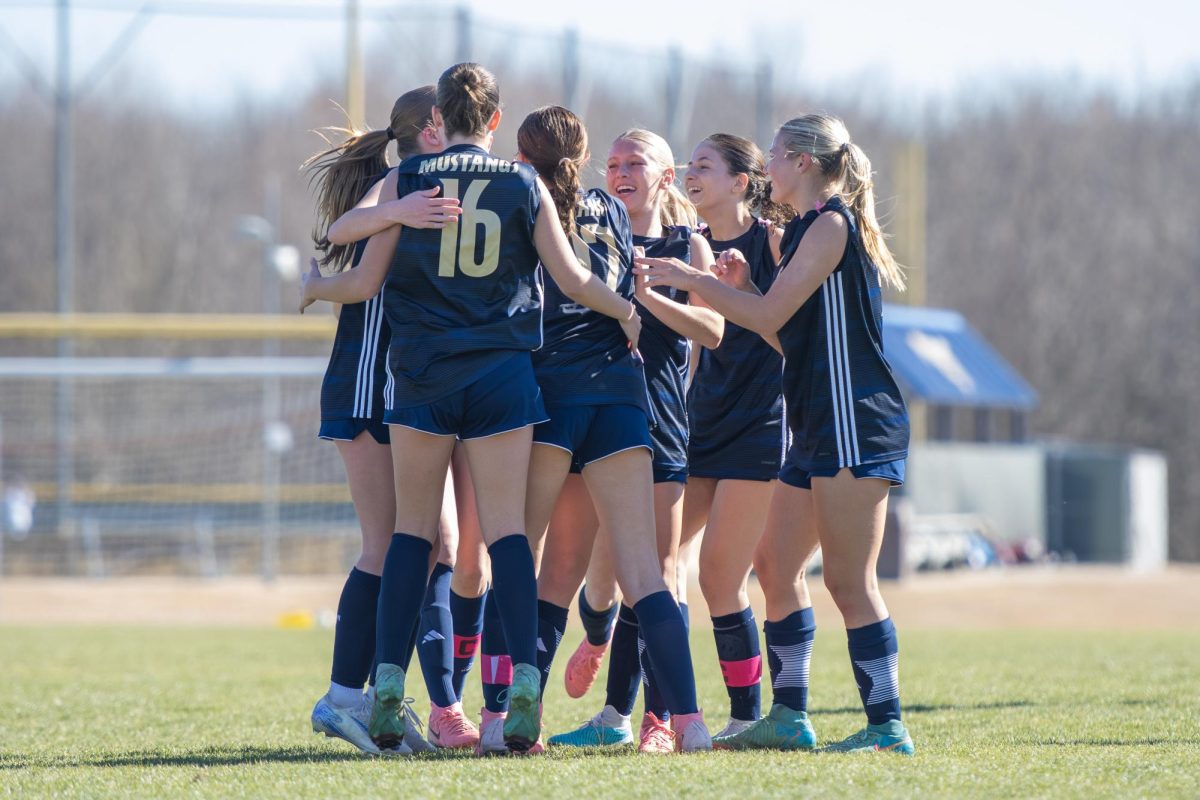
[401,700,436,753]
[311,692,381,755]
[637,712,675,754]
[367,663,408,749]
[476,708,509,756]
[428,701,481,749]
[563,638,609,699]
[819,720,914,755]
[672,711,713,753]
[547,707,634,748]
[713,704,816,751]
[712,717,757,740]
[502,663,542,753]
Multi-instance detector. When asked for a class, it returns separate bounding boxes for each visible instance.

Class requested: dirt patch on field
[2,566,1197,629]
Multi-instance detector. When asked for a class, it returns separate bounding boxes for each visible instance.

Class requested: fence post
[755,60,774,151]
[82,516,104,578]
[563,27,579,110]
[455,4,472,62]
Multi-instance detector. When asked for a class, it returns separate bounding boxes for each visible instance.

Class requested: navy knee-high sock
[635,590,698,716]
[480,590,511,714]
[639,632,670,720]
[577,586,619,647]
[486,535,539,668]
[375,533,433,670]
[847,617,902,725]
[536,600,569,694]
[415,562,456,707]
[450,589,485,702]
[713,607,762,721]
[764,607,816,713]
[604,604,642,715]
[330,568,381,692]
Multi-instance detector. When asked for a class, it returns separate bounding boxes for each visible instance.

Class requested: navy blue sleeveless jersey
[776,196,908,471]
[688,219,787,480]
[383,144,543,408]
[533,189,649,411]
[320,238,390,422]
[633,226,693,472]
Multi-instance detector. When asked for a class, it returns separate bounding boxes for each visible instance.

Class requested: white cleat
[712,717,757,740]
[311,693,381,755]
[672,711,714,753]
[475,708,509,756]
[402,700,436,753]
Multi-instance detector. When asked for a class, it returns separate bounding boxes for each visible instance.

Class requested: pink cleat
[563,638,610,699]
[637,712,675,754]
[428,702,480,749]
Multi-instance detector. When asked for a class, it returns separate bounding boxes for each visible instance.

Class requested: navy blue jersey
[383,144,543,408]
[633,226,693,470]
[533,189,649,411]
[688,218,787,478]
[776,196,908,471]
[321,238,391,421]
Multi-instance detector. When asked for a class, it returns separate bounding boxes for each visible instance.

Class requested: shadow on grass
[4,745,409,770]
[2,743,648,771]
[810,699,1036,715]
[1034,737,1200,748]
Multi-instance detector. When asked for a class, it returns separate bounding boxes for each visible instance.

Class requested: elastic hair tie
[840,141,851,153]
[385,127,396,141]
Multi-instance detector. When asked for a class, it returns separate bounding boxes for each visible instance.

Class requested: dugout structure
[0,313,364,578]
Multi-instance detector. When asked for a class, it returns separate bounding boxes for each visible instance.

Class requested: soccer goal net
[0,314,362,578]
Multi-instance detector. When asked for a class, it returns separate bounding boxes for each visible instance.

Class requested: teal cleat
[368,663,408,750]
[548,707,634,748]
[503,663,542,753]
[713,704,816,751]
[819,720,914,755]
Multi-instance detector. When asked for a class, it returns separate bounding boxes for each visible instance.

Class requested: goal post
[0,313,362,579]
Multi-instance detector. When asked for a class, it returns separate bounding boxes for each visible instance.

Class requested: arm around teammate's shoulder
[326,169,461,245]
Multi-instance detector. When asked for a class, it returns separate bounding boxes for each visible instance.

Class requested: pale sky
[1,0,1198,111]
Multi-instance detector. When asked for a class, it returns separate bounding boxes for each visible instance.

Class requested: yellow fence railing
[0,313,336,341]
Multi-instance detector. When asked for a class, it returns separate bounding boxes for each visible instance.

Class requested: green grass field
[2,626,1198,799]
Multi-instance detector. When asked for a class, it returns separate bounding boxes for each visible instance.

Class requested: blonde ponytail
[777,114,905,290]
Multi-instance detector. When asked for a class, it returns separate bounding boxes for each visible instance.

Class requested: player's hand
[619,304,642,354]
[385,186,462,228]
[633,255,702,291]
[714,248,753,291]
[299,257,319,313]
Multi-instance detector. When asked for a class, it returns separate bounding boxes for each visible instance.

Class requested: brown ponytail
[303,85,436,271]
[437,62,500,140]
[517,106,588,235]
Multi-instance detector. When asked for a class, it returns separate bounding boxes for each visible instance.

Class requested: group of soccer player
[299,61,914,758]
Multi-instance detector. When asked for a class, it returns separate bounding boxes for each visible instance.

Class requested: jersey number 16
[437,179,500,278]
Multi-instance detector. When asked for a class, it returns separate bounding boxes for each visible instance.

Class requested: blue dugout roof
[882,304,1038,411]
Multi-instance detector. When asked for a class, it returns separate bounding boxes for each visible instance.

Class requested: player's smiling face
[685,143,741,214]
[606,138,666,216]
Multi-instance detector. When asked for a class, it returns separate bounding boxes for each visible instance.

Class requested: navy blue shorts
[688,432,785,482]
[534,404,652,468]
[779,457,906,490]
[384,353,548,439]
[318,417,390,445]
